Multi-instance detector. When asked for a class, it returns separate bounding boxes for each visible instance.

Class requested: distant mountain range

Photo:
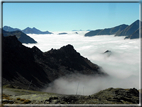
[22,27,52,34]
[3,26,52,34]
[85,20,141,39]
[2,30,37,44]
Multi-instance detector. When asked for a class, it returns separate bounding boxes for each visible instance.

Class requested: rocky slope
[2,30,37,44]
[2,87,140,104]
[2,35,107,91]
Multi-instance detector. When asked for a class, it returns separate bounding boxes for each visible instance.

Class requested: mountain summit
[22,27,52,34]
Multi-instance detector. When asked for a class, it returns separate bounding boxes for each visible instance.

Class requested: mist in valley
[23,31,140,95]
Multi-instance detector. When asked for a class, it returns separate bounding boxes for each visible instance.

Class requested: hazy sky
[2,1,140,31]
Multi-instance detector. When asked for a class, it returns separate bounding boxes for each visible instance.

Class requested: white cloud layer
[23,31,140,95]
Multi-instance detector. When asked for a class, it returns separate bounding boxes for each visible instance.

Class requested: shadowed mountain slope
[124,27,142,39]
[2,35,107,91]
[85,20,141,39]
[115,20,140,37]
[85,24,128,36]
[2,30,37,44]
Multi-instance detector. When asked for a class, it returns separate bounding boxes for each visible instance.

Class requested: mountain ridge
[85,24,128,36]
[2,35,108,91]
[115,20,140,37]
[3,26,52,34]
[85,20,141,39]
[2,30,37,44]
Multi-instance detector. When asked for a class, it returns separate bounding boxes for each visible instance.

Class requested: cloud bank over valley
[23,31,140,95]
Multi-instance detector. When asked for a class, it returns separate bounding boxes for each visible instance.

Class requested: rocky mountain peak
[2,35,107,90]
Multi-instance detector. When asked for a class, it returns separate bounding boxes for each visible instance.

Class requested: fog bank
[23,31,140,95]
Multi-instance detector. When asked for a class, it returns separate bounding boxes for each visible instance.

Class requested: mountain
[2,35,108,91]
[2,30,37,44]
[3,26,21,32]
[85,24,128,36]
[22,27,52,34]
[3,26,53,34]
[84,20,141,39]
[124,27,141,39]
[58,32,68,35]
[115,20,140,37]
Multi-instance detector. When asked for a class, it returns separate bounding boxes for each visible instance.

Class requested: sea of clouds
[23,31,140,95]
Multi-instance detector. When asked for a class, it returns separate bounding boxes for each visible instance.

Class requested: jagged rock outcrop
[103,50,111,57]
[2,30,37,44]
[2,36,50,90]
[2,35,107,91]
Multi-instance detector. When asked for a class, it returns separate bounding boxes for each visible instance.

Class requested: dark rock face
[2,35,107,90]
[2,36,50,90]
[85,24,128,36]
[2,30,37,44]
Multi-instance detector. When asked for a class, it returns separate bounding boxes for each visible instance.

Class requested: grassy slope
[2,87,141,105]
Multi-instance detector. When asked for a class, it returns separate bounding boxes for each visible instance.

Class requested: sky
[2,1,140,31]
